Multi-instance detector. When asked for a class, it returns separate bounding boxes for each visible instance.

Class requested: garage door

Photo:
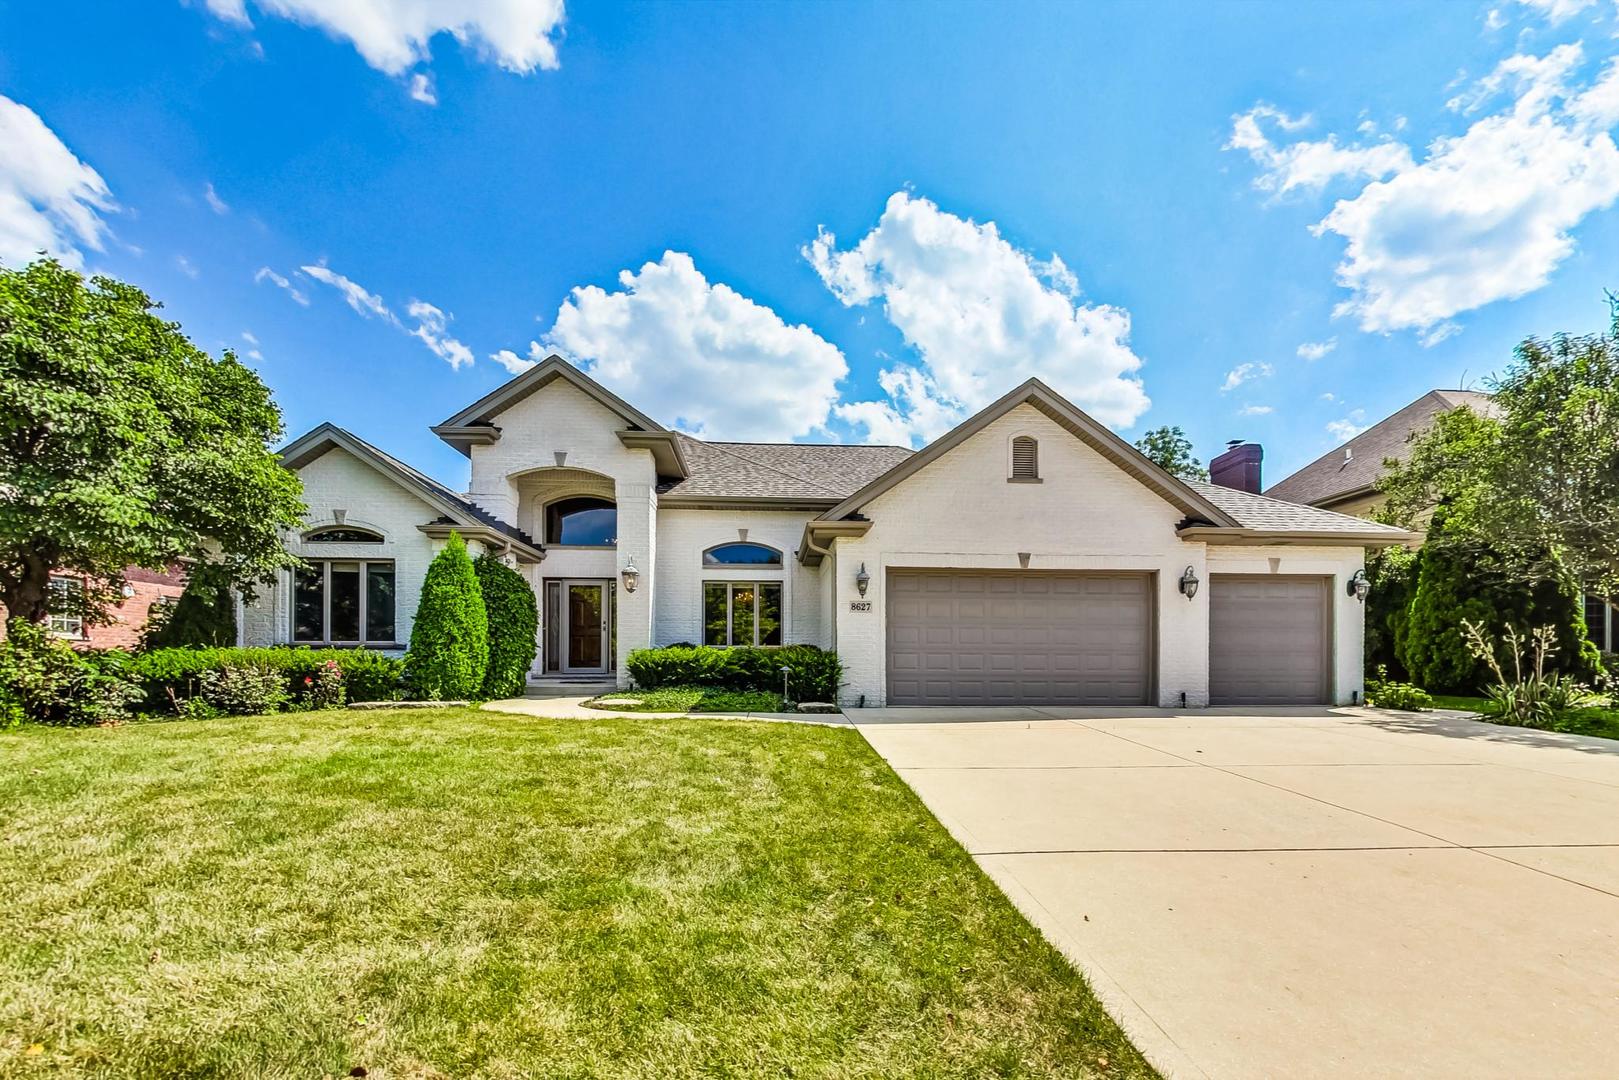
[1209,575,1329,705]
[886,572,1152,706]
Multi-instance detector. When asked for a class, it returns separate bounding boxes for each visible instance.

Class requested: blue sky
[4,0,1619,490]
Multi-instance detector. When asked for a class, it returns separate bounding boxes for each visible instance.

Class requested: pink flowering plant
[305,659,345,711]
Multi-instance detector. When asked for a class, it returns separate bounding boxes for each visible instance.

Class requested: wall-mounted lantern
[1347,568,1370,602]
[855,562,871,597]
[621,557,640,593]
[1178,565,1200,600]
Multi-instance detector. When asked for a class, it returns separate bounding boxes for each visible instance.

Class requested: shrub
[132,647,404,711]
[627,644,841,701]
[302,658,345,710]
[1365,667,1432,712]
[201,664,290,716]
[1399,510,1598,693]
[1462,619,1601,728]
[474,554,538,700]
[142,562,236,649]
[405,532,488,700]
[0,622,143,726]
[1363,545,1417,681]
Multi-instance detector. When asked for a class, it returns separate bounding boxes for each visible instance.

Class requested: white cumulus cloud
[490,347,536,374]
[1296,338,1338,361]
[204,181,229,214]
[409,72,438,105]
[301,262,397,321]
[541,251,848,441]
[1227,105,1412,195]
[1238,404,1275,416]
[804,191,1149,445]
[407,299,473,369]
[1219,361,1273,392]
[296,262,476,370]
[0,95,116,269]
[254,265,309,305]
[1231,42,1619,337]
[202,0,566,76]
[1327,410,1370,441]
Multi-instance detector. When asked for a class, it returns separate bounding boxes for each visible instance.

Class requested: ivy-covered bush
[1399,510,1599,693]
[142,561,236,649]
[473,553,538,700]
[627,644,842,701]
[132,647,404,709]
[0,622,143,726]
[405,532,489,699]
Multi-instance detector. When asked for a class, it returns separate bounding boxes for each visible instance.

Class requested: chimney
[1210,439,1263,494]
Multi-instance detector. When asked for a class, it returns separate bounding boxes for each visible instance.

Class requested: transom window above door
[702,542,782,567]
[704,582,782,646]
[305,526,384,543]
[545,497,617,546]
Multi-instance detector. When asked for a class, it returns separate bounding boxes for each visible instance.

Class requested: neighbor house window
[47,576,84,638]
[1585,594,1614,653]
[294,560,395,643]
[703,582,782,646]
[545,497,617,545]
[305,527,384,543]
[1011,435,1039,480]
[702,542,783,568]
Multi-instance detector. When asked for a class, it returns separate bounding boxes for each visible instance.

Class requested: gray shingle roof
[661,434,914,500]
[1187,480,1410,536]
[1264,389,1497,507]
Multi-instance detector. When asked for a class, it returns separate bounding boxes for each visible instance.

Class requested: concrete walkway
[853,705,1619,1079]
[482,694,850,726]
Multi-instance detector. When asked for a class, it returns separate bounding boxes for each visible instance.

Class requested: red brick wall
[0,566,188,650]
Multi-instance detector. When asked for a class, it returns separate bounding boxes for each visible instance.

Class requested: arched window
[305,526,384,543]
[1010,436,1039,481]
[702,542,783,567]
[545,497,617,545]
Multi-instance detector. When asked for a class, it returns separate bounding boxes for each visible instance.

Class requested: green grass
[582,685,786,713]
[1426,694,1619,740]
[0,709,1149,1078]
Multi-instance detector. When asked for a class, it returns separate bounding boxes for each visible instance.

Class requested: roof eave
[417,522,545,563]
[437,355,667,435]
[660,494,842,511]
[1177,525,1419,548]
[798,520,872,566]
[617,430,689,479]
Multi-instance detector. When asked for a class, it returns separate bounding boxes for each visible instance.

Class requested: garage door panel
[887,571,1152,706]
[1210,575,1328,706]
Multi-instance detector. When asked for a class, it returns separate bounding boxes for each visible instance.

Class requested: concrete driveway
[853,706,1619,1079]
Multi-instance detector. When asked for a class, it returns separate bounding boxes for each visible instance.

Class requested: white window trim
[47,576,85,639]
[293,558,397,645]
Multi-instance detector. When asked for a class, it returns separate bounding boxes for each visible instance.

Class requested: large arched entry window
[544,497,617,545]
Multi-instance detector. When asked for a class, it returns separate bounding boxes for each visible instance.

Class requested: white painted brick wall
[653,509,822,647]
[240,447,496,650]
[826,404,1368,708]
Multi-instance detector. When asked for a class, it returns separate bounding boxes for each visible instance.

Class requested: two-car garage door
[887,572,1151,706]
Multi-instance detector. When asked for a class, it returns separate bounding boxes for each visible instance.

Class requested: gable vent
[1011,436,1039,480]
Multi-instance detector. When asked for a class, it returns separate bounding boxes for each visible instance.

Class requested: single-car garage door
[1209,575,1330,705]
[887,571,1152,706]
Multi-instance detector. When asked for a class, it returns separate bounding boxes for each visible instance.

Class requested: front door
[563,582,608,673]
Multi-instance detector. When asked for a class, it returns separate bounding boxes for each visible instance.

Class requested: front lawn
[0,709,1148,1078]
[1427,694,1619,741]
[582,685,786,713]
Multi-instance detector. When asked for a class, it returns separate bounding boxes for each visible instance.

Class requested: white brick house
[245,356,1412,706]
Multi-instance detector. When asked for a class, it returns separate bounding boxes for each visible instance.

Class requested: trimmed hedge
[626,644,841,702]
[474,553,538,700]
[405,532,488,700]
[132,647,405,709]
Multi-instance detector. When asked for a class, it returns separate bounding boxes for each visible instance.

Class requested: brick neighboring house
[1,566,188,649]
[1266,388,1619,653]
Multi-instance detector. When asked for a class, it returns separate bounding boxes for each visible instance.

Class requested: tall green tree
[474,553,539,699]
[1379,311,1619,594]
[0,259,305,628]
[1133,426,1208,481]
[405,532,489,699]
[142,562,237,649]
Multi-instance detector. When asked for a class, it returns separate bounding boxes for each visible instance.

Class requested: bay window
[294,560,396,644]
[703,581,782,646]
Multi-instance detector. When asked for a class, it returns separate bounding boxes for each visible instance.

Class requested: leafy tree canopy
[0,258,306,627]
[1133,426,1208,481]
[1379,307,1619,593]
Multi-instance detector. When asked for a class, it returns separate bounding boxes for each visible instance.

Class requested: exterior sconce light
[621,558,640,593]
[855,562,871,597]
[1348,569,1370,602]
[1178,565,1200,600]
